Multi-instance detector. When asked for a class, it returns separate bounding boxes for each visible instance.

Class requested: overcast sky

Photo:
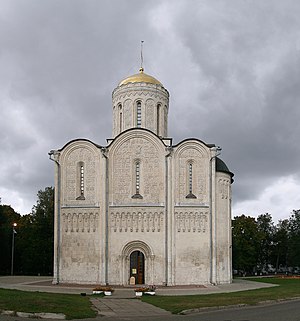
[1,0,300,223]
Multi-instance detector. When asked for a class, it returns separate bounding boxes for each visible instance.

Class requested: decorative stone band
[110,211,164,233]
[112,83,169,105]
[218,178,231,199]
[175,211,208,233]
[62,211,99,233]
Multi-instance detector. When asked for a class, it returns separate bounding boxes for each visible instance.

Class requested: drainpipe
[49,150,61,284]
[209,146,221,285]
[101,148,109,285]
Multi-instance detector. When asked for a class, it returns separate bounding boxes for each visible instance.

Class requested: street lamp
[11,223,17,276]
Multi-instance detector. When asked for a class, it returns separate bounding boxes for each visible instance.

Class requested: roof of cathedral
[118,67,163,86]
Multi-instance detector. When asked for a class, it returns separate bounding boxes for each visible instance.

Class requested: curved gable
[108,128,167,205]
[108,128,166,157]
[59,140,101,207]
[173,139,211,159]
[173,139,211,204]
[59,138,101,152]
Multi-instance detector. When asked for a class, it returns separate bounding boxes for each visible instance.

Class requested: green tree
[232,215,261,274]
[0,205,21,274]
[16,214,35,274]
[288,209,300,267]
[256,213,275,270]
[16,187,54,275]
[272,219,289,271]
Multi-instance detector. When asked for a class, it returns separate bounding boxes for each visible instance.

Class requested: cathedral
[49,66,234,286]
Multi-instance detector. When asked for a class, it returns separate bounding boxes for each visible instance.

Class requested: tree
[272,219,289,271]
[233,210,300,275]
[1,187,54,276]
[0,205,21,274]
[256,213,274,270]
[20,187,54,275]
[288,210,300,267]
[232,215,261,274]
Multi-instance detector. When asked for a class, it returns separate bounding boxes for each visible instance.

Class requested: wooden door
[130,251,145,284]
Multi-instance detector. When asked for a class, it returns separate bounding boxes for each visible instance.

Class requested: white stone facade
[50,69,233,286]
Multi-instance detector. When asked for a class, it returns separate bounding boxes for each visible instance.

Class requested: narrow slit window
[76,162,85,200]
[119,112,123,131]
[119,104,122,132]
[136,161,140,194]
[189,163,193,194]
[156,104,160,135]
[132,160,143,199]
[186,162,196,199]
[137,101,141,127]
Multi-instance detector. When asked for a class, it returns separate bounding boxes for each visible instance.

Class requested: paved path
[0,275,276,295]
[91,297,170,318]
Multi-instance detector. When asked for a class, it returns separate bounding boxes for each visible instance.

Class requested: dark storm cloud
[149,0,300,220]
[1,0,300,221]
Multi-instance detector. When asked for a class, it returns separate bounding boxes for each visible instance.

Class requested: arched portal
[121,240,154,285]
[130,251,144,284]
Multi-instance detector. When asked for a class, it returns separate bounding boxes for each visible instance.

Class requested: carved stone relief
[112,83,169,138]
[112,86,169,106]
[112,106,117,136]
[111,137,163,204]
[218,178,230,199]
[145,99,155,132]
[110,210,164,233]
[164,106,168,137]
[62,211,99,233]
[123,99,132,130]
[175,211,208,233]
[176,148,207,202]
[64,147,97,203]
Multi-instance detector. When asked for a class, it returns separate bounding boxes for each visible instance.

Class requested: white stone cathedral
[49,67,234,286]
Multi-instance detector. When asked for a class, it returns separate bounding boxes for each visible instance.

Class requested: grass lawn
[0,288,97,319]
[0,278,299,318]
[142,278,300,314]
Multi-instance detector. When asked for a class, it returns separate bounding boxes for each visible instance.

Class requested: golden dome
[118,68,163,86]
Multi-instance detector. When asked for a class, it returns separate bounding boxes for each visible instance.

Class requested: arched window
[136,101,142,127]
[188,162,193,194]
[132,160,143,199]
[76,162,85,200]
[156,104,161,135]
[136,161,141,194]
[186,161,196,199]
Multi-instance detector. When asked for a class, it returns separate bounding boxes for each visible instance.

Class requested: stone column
[165,147,175,285]
[210,152,217,285]
[101,148,108,284]
[51,151,61,284]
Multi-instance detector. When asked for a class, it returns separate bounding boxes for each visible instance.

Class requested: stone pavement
[0,275,276,295]
[91,297,170,318]
[0,276,277,319]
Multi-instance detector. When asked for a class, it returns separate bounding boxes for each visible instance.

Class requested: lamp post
[11,223,17,276]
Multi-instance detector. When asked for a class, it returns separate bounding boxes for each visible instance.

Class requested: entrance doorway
[130,251,145,284]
